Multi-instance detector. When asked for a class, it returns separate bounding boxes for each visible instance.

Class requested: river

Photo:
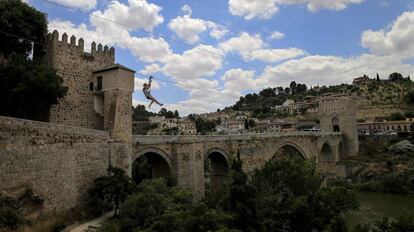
[346,192,414,230]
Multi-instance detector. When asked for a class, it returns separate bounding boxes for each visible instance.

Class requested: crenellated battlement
[318,95,356,115]
[46,30,115,59]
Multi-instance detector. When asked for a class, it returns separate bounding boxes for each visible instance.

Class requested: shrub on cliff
[388,140,414,154]
[0,194,25,231]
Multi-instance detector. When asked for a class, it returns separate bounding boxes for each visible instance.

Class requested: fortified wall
[0,116,130,209]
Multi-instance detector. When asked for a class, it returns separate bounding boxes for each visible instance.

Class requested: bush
[252,158,359,232]
[88,166,137,217]
[355,213,414,232]
[119,179,234,232]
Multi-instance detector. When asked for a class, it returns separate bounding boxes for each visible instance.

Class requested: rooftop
[93,63,135,74]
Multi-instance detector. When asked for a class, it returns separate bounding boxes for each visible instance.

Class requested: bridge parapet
[133,132,342,144]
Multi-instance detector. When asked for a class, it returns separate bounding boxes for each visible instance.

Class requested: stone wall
[46,30,115,130]
[0,116,131,210]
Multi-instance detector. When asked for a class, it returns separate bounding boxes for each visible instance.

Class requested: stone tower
[318,94,359,157]
[44,30,134,142]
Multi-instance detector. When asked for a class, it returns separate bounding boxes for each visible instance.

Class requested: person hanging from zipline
[143,76,163,109]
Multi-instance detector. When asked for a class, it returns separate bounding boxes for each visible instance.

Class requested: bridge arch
[204,148,230,194]
[132,147,173,184]
[320,142,335,164]
[273,142,307,160]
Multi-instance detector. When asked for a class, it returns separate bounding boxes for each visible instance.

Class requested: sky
[25,0,414,115]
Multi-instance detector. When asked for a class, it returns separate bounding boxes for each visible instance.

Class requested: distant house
[218,120,245,134]
[178,118,197,135]
[357,118,414,135]
[353,75,372,85]
[273,99,297,114]
[149,116,165,124]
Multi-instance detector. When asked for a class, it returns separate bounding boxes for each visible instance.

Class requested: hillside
[226,73,414,121]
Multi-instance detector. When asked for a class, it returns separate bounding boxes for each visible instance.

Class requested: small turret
[97,43,103,52]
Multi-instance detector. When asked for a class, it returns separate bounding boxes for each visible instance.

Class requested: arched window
[332,117,340,132]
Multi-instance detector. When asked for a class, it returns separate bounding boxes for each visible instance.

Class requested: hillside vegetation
[226,73,414,121]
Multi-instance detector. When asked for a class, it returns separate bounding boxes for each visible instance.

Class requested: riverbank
[340,135,414,195]
[346,192,414,230]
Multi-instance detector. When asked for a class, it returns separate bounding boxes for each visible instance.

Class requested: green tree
[119,179,234,232]
[226,153,258,232]
[0,0,67,120]
[132,104,155,121]
[131,156,152,185]
[89,166,136,217]
[289,81,297,94]
[389,72,404,82]
[0,0,47,58]
[174,110,179,118]
[405,91,414,105]
[253,158,359,232]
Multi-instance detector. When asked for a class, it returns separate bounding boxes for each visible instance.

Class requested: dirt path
[67,211,113,232]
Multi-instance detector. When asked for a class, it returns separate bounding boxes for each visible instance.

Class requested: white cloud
[220,32,305,62]
[168,15,208,44]
[361,11,414,59]
[220,32,264,59]
[228,0,278,20]
[166,89,241,115]
[221,69,257,91]
[48,0,97,10]
[251,48,306,62]
[181,4,192,15]
[139,63,161,75]
[269,31,285,40]
[256,54,414,88]
[123,36,171,62]
[168,14,228,44]
[91,0,164,32]
[228,0,365,20]
[207,23,229,40]
[162,45,224,81]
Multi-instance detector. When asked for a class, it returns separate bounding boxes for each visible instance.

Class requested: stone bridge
[132,132,345,197]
